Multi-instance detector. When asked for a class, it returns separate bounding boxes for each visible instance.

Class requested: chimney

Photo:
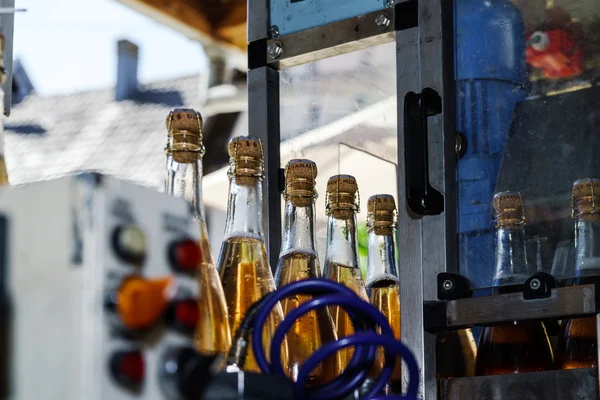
[116,40,138,101]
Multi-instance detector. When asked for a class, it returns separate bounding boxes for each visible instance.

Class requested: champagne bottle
[475,192,553,376]
[365,194,401,393]
[556,178,600,369]
[0,34,9,186]
[165,108,231,356]
[217,136,287,373]
[275,159,340,385]
[323,175,371,369]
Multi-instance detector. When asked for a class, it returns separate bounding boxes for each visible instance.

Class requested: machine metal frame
[247,0,600,399]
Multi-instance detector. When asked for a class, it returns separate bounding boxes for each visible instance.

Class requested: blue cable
[251,281,379,399]
[271,295,395,400]
[300,333,419,400]
[249,279,420,400]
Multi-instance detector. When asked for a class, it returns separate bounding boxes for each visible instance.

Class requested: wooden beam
[116,0,247,49]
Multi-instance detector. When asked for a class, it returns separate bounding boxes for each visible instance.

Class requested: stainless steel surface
[247,0,269,42]
[418,0,456,397]
[247,66,281,271]
[439,368,598,400]
[3,175,198,400]
[396,23,431,399]
[1,0,15,116]
[266,9,396,69]
[427,284,598,330]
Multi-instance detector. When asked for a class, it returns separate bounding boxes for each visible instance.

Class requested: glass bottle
[475,192,553,376]
[0,34,9,186]
[217,136,287,373]
[164,108,231,356]
[365,194,401,393]
[274,159,340,385]
[556,178,600,369]
[323,175,370,369]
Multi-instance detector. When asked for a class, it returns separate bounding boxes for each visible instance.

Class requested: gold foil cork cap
[367,194,397,235]
[165,108,204,163]
[493,191,525,227]
[166,108,203,135]
[227,136,264,182]
[284,159,318,207]
[326,175,359,219]
[572,178,600,217]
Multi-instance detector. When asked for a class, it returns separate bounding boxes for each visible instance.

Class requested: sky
[13,0,208,96]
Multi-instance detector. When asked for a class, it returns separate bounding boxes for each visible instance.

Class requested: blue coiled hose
[249,279,419,400]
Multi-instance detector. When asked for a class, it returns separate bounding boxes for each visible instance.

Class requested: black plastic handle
[404,88,444,216]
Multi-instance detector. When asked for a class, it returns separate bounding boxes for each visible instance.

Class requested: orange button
[116,276,174,330]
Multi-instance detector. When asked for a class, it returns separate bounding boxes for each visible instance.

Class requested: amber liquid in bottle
[0,156,8,186]
[165,108,231,357]
[219,234,286,373]
[326,261,369,368]
[0,89,9,186]
[194,230,231,355]
[277,250,340,385]
[475,192,553,376]
[556,203,600,370]
[369,279,401,392]
[436,330,477,378]
[476,295,553,375]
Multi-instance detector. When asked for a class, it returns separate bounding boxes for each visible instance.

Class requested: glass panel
[279,43,398,274]
[456,0,600,288]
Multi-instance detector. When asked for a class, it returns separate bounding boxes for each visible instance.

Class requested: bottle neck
[224,176,264,240]
[165,154,205,221]
[574,214,600,277]
[493,225,529,286]
[325,214,359,268]
[280,199,317,255]
[366,230,398,286]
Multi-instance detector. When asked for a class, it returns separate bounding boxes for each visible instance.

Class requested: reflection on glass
[457,0,600,288]
[476,192,553,376]
[556,179,600,370]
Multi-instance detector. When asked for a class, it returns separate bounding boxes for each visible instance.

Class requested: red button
[169,239,201,272]
[174,299,199,328]
[110,350,145,387]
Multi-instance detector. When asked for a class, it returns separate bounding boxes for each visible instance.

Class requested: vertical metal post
[0,0,15,115]
[398,0,455,398]
[248,66,281,270]
[396,18,435,400]
[247,0,282,270]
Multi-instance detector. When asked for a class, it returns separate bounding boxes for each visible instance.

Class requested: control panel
[0,173,204,400]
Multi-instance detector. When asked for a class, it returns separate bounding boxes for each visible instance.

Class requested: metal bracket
[248,1,417,71]
[424,283,600,331]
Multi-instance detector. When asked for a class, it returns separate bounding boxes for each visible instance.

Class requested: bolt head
[269,25,280,38]
[443,279,454,291]
[375,14,391,28]
[530,278,541,290]
[268,41,284,59]
[386,0,396,8]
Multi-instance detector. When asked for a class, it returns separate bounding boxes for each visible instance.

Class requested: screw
[375,14,391,29]
[269,25,280,38]
[386,0,395,8]
[267,41,284,59]
[530,278,541,290]
[443,280,454,291]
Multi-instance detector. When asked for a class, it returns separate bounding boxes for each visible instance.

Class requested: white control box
[0,174,203,400]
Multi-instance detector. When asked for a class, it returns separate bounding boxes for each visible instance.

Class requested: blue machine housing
[455,0,527,287]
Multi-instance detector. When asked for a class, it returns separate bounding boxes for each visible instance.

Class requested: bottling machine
[3,0,600,398]
[247,0,600,399]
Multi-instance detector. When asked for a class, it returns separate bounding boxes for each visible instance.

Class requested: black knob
[158,347,218,400]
